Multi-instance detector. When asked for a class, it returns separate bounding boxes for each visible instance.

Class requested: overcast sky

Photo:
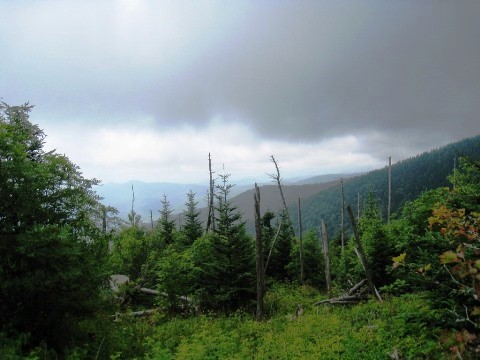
[1,0,479,184]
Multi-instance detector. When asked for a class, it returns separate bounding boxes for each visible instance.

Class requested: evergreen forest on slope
[2,102,480,359]
[287,135,480,238]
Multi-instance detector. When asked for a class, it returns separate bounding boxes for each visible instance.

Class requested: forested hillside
[291,135,480,238]
[2,103,480,359]
[218,181,341,233]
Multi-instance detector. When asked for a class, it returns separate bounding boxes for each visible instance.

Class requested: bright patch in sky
[43,118,381,184]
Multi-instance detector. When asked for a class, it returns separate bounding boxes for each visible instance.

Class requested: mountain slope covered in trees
[288,135,480,237]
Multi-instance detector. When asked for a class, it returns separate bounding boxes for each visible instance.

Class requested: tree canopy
[0,102,108,351]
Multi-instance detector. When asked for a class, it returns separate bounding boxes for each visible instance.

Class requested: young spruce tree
[181,190,203,246]
[192,172,255,312]
[158,194,176,245]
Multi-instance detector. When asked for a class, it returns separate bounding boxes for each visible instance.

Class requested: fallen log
[314,295,369,306]
[138,287,192,303]
[113,308,157,321]
[313,278,371,306]
[348,279,367,296]
[130,309,156,317]
[138,287,162,296]
[329,300,362,305]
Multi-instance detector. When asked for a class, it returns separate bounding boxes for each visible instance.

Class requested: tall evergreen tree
[268,209,293,281]
[213,173,255,311]
[191,173,255,312]
[158,194,175,245]
[358,191,394,287]
[181,190,203,246]
[0,102,107,351]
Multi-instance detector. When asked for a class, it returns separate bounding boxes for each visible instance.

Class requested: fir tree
[181,190,203,246]
[214,173,255,311]
[358,191,394,287]
[192,172,255,312]
[158,194,175,245]
[268,209,293,281]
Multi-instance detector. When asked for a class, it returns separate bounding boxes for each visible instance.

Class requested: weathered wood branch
[314,295,370,306]
[313,278,370,306]
[130,309,156,317]
[298,197,304,284]
[264,221,282,274]
[388,156,392,223]
[206,153,216,233]
[321,219,331,294]
[348,279,367,296]
[340,178,345,249]
[138,287,192,303]
[268,155,294,235]
[254,183,265,321]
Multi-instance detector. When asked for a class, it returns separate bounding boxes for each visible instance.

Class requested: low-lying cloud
[1,0,478,182]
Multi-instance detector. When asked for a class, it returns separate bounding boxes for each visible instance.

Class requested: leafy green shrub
[264,283,321,317]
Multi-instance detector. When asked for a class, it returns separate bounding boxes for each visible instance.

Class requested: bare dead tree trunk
[347,205,383,302]
[131,184,135,215]
[102,205,107,233]
[268,155,294,234]
[357,192,360,220]
[129,184,137,227]
[206,153,215,233]
[453,156,457,190]
[340,178,345,249]
[254,184,265,321]
[298,197,304,285]
[348,278,367,296]
[387,156,392,223]
[150,210,154,230]
[321,219,331,294]
[264,221,282,274]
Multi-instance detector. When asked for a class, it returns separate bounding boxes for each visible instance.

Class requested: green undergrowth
[13,284,445,359]
[137,284,447,359]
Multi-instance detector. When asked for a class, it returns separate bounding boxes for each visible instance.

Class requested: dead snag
[264,221,282,274]
[298,198,304,285]
[206,153,215,233]
[254,183,265,321]
[340,178,345,249]
[388,156,392,223]
[268,155,294,234]
[321,219,331,294]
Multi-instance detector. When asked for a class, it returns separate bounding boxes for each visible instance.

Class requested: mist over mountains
[95,173,361,221]
[96,134,480,236]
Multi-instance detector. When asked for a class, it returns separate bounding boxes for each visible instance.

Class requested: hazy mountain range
[95,173,361,221]
[96,134,480,236]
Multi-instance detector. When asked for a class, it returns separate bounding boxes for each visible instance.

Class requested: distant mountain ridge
[96,135,480,229]
[95,181,208,220]
[96,173,359,221]
[288,134,480,238]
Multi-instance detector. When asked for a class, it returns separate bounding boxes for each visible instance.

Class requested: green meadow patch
[139,286,447,359]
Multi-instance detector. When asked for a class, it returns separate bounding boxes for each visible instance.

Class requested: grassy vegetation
[92,284,448,360]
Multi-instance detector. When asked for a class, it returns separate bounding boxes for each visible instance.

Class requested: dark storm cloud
[1,0,479,146]
[192,1,480,142]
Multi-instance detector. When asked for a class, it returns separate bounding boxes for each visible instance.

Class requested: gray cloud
[1,0,479,158]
